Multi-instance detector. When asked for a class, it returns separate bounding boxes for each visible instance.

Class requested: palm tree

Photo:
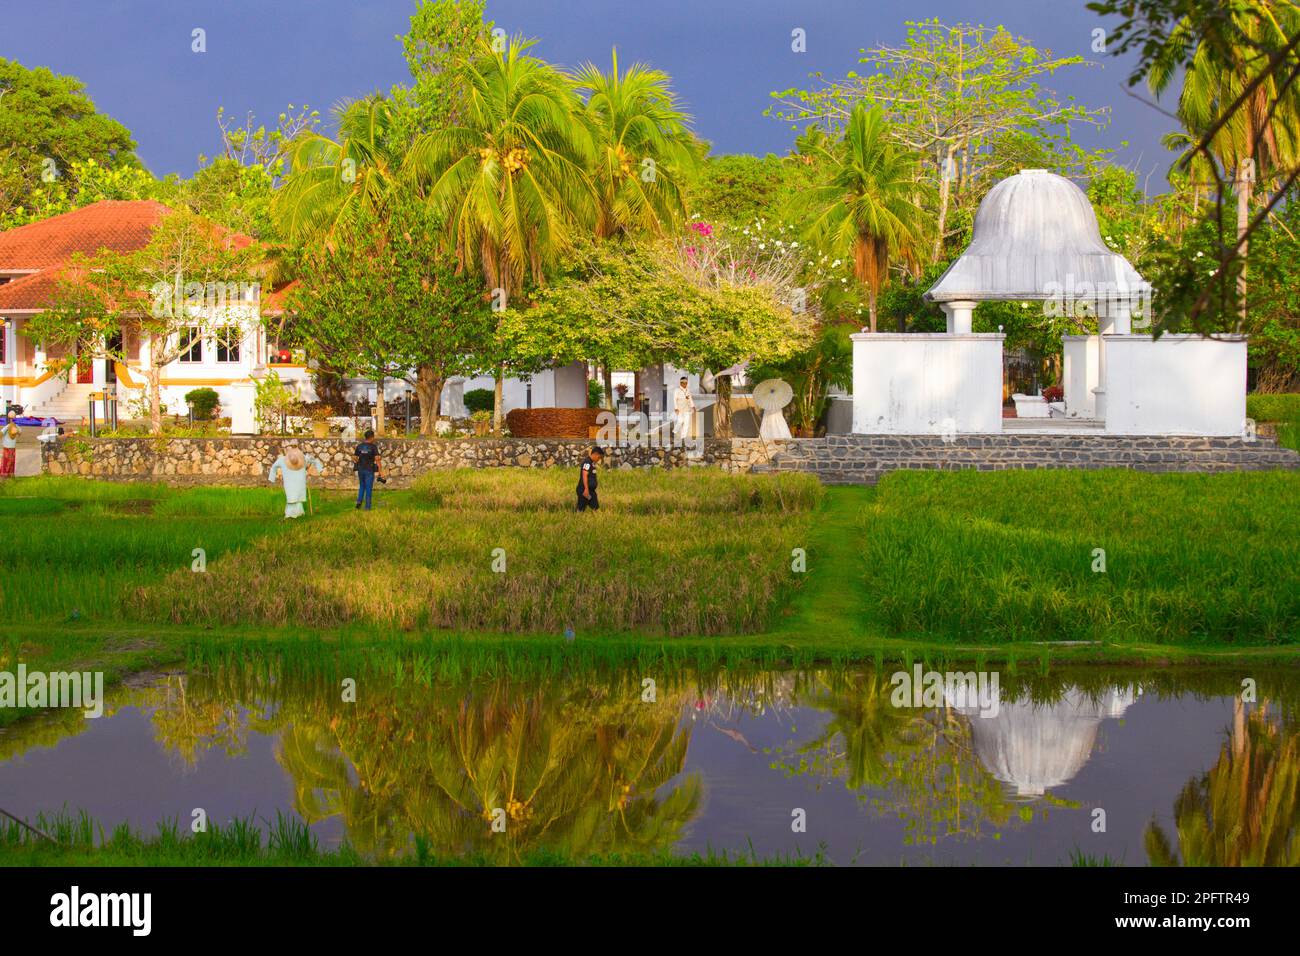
[572,48,700,401]
[801,105,927,333]
[406,35,597,429]
[1148,2,1300,326]
[572,48,699,240]
[272,95,408,243]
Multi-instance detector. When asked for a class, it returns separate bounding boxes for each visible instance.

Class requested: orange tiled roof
[0,200,256,312]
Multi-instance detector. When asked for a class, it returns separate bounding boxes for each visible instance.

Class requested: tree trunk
[714,376,732,439]
[492,364,505,434]
[868,288,879,334]
[374,375,386,437]
[147,362,162,435]
[1236,162,1253,332]
[602,361,614,409]
[933,143,955,263]
[415,366,444,436]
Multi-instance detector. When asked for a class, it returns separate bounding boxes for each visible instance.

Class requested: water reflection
[1,662,1297,865]
[951,688,1139,798]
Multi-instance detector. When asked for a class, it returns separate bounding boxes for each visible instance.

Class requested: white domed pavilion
[850,169,1246,436]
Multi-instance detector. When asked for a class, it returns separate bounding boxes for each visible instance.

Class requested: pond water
[1,661,1296,865]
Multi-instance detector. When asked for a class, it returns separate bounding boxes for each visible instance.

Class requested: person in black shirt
[354,429,381,510]
[576,446,603,511]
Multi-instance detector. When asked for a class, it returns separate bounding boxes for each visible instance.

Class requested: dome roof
[925,169,1150,303]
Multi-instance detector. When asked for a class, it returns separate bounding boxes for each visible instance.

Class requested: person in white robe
[269,443,323,518]
[673,377,696,442]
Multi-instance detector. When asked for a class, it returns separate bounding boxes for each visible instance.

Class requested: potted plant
[470,409,492,436]
[309,405,333,438]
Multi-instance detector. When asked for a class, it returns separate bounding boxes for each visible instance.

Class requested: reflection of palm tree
[149,668,702,863]
[1146,702,1300,866]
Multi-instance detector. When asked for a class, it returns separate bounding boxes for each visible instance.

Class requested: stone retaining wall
[40,435,786,487]
[755,434,1300,484]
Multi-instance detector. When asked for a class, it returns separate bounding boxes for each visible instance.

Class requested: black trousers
[577,490,599,511]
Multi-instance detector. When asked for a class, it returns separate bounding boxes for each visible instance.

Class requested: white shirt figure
[673,382,696,441]
[269,450,323,519]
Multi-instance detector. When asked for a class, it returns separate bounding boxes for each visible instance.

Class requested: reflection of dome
[925,169,1150,303]
[948,687,1138,798]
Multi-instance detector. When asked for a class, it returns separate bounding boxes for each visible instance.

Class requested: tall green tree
[272,96,409,243]
[1144,1,1300,326]
[0,58,145,226]
[770,21,1107,263]
[800,105,928,333]
[1091,0,1300,331]
[285,199,494,435]
[406,35,597,429]
[573,48,700,240]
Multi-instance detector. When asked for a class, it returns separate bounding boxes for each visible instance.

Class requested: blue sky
[2,0,1179,190]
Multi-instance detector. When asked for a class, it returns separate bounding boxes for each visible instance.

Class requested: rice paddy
[1,467,1296,653]
[860,470,1300,645]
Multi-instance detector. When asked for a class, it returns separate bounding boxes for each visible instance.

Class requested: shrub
[463,389,495,414]
[1246,393,1300,423]
[1041,385,1064,403]
[184,387,220,420]
[587,379,605,408]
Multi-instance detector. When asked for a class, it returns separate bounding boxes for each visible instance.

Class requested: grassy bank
[0,811,816,867]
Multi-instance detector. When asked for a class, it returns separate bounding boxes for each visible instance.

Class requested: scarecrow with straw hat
[268,441,323,519]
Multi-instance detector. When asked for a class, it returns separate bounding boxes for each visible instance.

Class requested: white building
[851,169,1247,437]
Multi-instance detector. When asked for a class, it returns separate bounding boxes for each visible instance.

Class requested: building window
[215,327,241,363]
[178,327,202,363]
[0,323,7,365]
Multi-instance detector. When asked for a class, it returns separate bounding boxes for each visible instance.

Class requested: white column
[1093,312,1115,421]
[942,300,977,334]
[1112,301,1132,335]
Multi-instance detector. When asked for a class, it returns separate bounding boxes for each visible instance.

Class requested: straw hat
[284,446,306,470]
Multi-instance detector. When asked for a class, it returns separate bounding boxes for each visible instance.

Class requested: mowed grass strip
[861,470,1300,645]
[142,470,823,636]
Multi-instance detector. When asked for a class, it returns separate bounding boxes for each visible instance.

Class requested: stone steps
[753,435,1300,485]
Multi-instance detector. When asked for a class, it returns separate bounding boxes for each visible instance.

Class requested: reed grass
[0,810,813,866]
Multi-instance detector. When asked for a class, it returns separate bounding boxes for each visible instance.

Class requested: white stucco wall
[1061,335,1099,419]
[1103,334,1247,436]
[851,333,1005,434]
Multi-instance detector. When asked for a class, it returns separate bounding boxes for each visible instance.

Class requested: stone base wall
[40,436,788,487]
[755,434,1300,485]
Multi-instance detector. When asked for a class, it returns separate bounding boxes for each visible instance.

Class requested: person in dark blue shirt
[576,446,604,511]
[354,430,381,510]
